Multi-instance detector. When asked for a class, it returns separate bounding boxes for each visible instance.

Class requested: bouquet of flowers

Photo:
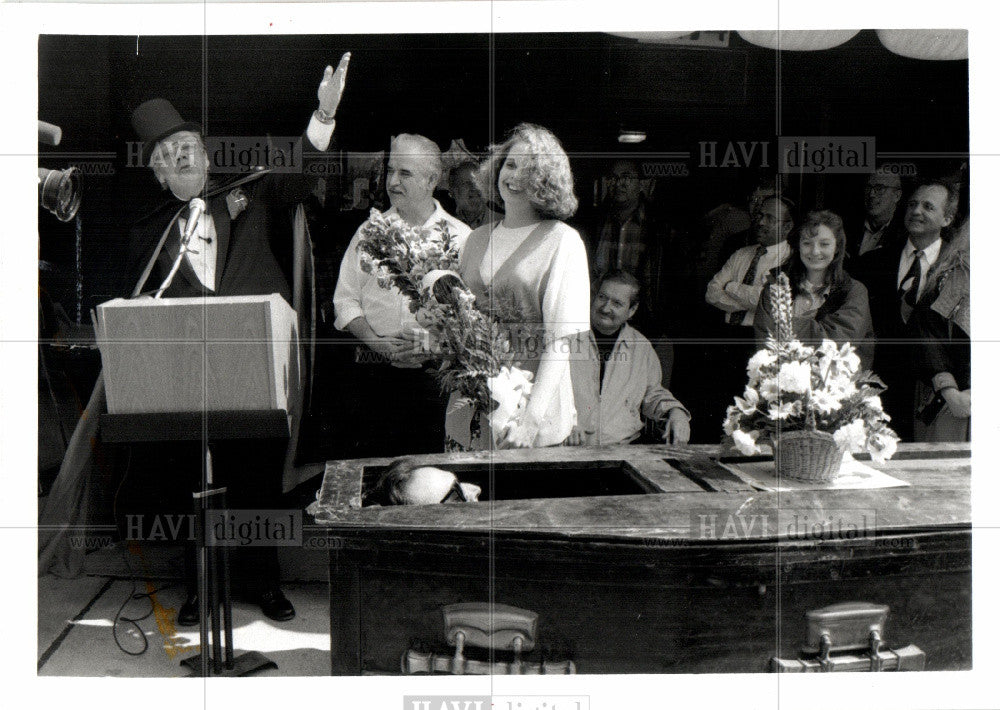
[356,209,533,442]
[722,272,899,466]
[356,208,462,310]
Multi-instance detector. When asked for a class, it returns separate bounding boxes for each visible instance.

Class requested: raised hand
[318,52,351,116]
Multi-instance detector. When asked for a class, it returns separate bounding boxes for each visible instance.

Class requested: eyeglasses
[440,479,468,503]
[756,213,790,226]
[866,184,900,196]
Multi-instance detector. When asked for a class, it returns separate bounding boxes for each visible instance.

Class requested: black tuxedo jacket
[125,156,317,303]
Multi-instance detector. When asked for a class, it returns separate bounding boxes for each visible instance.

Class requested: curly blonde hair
[477,123,578,220]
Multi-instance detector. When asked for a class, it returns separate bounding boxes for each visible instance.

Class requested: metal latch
[771,601,925,672]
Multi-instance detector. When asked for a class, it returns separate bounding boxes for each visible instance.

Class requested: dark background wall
[38,30,969,322]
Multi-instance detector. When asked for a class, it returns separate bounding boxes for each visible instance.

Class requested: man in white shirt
[569,271,690,446]
[333,133,471,455]
[703,195,794,433]
[705,195,794,327]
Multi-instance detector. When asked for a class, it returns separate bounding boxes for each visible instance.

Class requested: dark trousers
[873,342,915,442]
[117,438,286,598]
[678,323,756,443]
[342,350,448,458]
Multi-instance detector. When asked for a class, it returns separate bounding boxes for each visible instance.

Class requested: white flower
[768,400,803,420]
[842,349,861,375]
[759,377,781,402]
[486,366,534,435]
[863,395,884,413]
[723,405,741,436]
[735,387,760,415]
[833,419,867,452]
[747,349,777,382]
[777,361,812,394]
[809,388,842,414]
[788,340,813,360]
[867,429,899,465]
[732,429,762,456]
[817,339,840,358]
[829,378,857,399]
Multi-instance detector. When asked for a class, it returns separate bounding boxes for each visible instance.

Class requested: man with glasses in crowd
[848,168,907,292]
[704,195,795,425]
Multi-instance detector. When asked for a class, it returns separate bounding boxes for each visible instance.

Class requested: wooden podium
[96,294,298,677]
[95,294,299,416]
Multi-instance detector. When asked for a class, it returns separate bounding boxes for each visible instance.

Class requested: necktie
[728,246,767,325]
[899,249,924,322]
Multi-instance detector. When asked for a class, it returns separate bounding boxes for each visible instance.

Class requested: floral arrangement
[356,208,462,310]
[356,208,532,441]
[722,272,899,464]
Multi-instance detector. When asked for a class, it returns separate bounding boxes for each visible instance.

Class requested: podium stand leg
[182,446,276,677]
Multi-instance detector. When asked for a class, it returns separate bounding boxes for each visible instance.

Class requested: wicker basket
[774,429,846,482]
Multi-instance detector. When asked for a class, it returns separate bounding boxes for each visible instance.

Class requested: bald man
[333,134,471,455]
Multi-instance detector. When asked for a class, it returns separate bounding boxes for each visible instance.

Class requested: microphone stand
[154,199,205,299]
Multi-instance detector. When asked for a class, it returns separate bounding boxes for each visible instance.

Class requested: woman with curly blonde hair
[445,123,591,448]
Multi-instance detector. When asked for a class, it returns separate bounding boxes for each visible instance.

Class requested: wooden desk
[311,443,971,674]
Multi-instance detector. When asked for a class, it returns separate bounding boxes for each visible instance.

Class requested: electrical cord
[110,446,179,657]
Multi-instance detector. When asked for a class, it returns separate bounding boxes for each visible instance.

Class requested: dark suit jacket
[862,239,911,343]
[125,143,318,302]
[845,214,908,296]
[754,272,875,371]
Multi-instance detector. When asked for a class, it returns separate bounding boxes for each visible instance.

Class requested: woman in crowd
[445,123,591,448]
[753,210,874,369]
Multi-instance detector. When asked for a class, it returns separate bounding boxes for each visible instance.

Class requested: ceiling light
[618,130,646,144]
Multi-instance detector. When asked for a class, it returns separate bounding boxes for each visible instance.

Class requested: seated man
[568,270,691,446]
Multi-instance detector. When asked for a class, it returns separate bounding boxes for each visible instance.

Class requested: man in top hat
[125,53,350,301]
[120,54,350,627]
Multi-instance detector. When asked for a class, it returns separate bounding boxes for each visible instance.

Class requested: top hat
[131,98,202,166]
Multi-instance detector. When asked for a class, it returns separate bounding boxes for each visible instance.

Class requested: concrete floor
[38,542,331,677]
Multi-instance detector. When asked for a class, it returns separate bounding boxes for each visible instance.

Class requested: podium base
[180,651,277,677]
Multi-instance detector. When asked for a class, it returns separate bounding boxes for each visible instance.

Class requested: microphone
[181,198,206,245]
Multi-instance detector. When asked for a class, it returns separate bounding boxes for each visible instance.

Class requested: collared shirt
[593,201,648,276]
[333,200,471,336]
[569,324,689,446]
[179,211,218,290]
[858,217,893,256]
[897,237,942,302]
[706,240,791,326]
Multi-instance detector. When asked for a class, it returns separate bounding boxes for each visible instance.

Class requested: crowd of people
[111,57,970,622]
[333,138,970,453]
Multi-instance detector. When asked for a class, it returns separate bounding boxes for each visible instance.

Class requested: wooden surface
[313,443,971,674]
[312,443,971,541]
[95,294,298,414]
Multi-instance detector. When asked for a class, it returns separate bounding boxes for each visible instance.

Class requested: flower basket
[774,429,846,482]
[723,272,898,469]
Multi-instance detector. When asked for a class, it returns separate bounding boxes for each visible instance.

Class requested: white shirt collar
[764,240,791,261]
[905,236,942,265]
[385,199,447,230]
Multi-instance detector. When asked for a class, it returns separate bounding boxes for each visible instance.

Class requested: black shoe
[257,588,295,622]
[177,595,200,627]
